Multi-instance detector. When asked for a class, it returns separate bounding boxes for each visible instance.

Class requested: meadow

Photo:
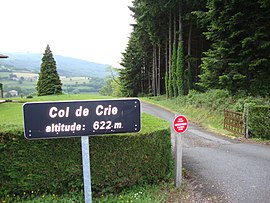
[0,71,105,96]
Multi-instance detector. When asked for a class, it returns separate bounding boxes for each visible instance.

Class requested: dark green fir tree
[37,45,62,96]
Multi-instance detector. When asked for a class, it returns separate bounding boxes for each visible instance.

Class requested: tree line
[120,0,270,97]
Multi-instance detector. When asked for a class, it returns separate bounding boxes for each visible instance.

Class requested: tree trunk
[152,45,157,96]
[165,38,169,98]
[168,9,172,98]
[187,22,193,90]
[179,6,183,43]
[177,3,188,96]
[174,10,177,45]
[169,10,172,80]
[155,45,158,96]
[157,45,161,95]
[165,38,168,76]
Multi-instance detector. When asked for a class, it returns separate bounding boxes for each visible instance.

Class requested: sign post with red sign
[173,115,188,187]
[173,115,188,133]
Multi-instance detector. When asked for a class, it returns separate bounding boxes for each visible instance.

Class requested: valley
[0,52,108,97]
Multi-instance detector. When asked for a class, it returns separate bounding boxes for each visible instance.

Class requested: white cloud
[0,0,134,67]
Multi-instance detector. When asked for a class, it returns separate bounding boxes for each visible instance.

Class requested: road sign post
[23,99,141,202]
[173,115,188,187]
[81,136,92,203]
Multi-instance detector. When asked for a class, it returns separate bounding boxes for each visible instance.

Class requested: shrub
[0,115,172,198]
[247,105,270,139]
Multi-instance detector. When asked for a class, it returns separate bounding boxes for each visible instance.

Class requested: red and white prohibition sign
[173,115,188,133]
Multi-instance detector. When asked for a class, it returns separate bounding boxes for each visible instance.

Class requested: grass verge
[141,96,232,137]
[2,181,191,203]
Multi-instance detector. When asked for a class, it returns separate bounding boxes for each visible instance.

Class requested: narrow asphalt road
[142,102,270,203]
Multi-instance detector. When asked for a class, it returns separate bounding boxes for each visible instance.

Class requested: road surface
[142,102,270,203]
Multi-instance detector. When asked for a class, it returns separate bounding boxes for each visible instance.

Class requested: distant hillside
[0,52,108,78]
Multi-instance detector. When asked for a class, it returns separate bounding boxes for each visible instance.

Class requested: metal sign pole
[175,133,182,187]
[81,136,92,203]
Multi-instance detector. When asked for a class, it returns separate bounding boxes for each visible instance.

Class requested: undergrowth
[142,89,269,136]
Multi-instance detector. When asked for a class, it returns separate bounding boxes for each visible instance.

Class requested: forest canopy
[120,0,270,97]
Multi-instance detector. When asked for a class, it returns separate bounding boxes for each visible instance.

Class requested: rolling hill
[0,52,108,78]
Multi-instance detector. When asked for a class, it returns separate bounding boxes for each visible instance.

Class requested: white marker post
[175,133,182,187]
[81,136,92,203]
[173,115,188,188]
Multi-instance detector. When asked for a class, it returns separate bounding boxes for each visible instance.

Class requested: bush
[176,89,231,112]
[247,105,270,139]
[0,115,172,198]
[90,129,172,194]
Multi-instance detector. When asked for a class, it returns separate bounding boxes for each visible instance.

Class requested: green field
[0,71,105,96]
[0,94,114,127]
[13,72,38,78]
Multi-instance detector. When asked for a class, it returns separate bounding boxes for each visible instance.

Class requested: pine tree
[37,45,62,96]
[171,43,178,97]
[197,0,270,96]
[177,42,187,96]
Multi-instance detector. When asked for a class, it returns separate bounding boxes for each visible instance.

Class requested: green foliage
[99,66,122,97]
[121,0,270,98]
[168,79,173,99]
[90,129,172,194]
[0,114,172,198]
[171,43,178,97]
[120,29,147,97]
[37,45,62,96]
[122,0,206,97]
[247,106,270,139]
[176,42,188,96]
[165,73,169,99]
[143,90,270,137]
[197,0,270,96]
[99,77,113,96]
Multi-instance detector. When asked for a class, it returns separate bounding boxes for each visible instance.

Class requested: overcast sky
[0,0,134,68]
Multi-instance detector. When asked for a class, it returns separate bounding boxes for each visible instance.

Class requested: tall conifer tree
[37,45,62,96]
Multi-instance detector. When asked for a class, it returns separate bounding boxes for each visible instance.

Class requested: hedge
[0,116,172,198]
[247,105,270,139]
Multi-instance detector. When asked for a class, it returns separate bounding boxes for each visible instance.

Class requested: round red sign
[173,115,188,133]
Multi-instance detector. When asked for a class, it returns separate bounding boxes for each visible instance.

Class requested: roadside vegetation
[2,181,192,203]
[142,89,270,140]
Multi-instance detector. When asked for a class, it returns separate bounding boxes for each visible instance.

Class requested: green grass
[0,102,23,126]
[142,91,269,138]
[19,94,113,102]
[140,112,169,133]
[0,94,114,127]
[13,72,38,78]
[2,181,188,203]
[141,94,236,137]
